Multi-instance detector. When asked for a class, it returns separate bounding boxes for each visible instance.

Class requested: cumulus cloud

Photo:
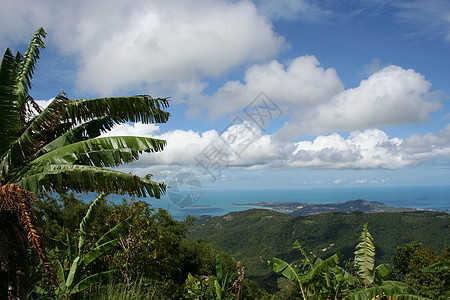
[291,129,406,169]
[304,65,441,133]
[0,0,284,95]
[109,122,450,177]
[191,55,442,140]
[188,55,343,120]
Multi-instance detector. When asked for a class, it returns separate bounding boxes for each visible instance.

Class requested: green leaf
[215,280,222,300]
[422,261,450,272]
[30,136,166,168]
[17,164,165,198]
[81,239,118,267]
[345,281,425,300]
[269,257,303,283]
[66,256,80,289]
[67,233,76,262]
[293,240,313,267]
[376,263,392,279]
[332,265,360,286]
[38,116,116,153]
[303,253,342,284]
[95,215,134,247]
[70,270,118,294]
[55,259,66,291]
[216,255,223,281]
[78,193,106,254]
[354,223,375,287]
[0,93,69,182]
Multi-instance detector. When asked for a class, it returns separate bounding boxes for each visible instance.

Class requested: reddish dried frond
[0,184,57,284]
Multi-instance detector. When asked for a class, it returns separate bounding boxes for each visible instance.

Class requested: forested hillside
[187,209,450,289]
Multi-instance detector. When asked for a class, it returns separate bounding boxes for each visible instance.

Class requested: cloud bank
[104,122,450,177]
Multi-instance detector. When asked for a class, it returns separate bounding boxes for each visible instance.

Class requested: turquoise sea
[106,185,450,220]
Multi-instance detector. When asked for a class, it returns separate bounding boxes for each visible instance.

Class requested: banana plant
[213,255,235,300]
[51,193,134,297]
[269,241,355,299]
[346,223,429,300]
[183,256,236,300]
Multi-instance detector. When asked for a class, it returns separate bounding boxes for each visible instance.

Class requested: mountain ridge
[229,199,448,216]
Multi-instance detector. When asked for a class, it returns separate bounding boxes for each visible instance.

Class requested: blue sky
[1,0,450,190]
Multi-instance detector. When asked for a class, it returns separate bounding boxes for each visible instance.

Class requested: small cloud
[352,179,369,184]
[334,179,346,184]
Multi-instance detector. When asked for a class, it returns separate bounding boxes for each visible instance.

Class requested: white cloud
[111,123,450,177]
[352,179,369,184]
[0,0,284,95]
[101,123,160,137]
[291,129,406,169]
[189,56,343,120]
[190,56,441,140]
[282,65,441,137]
[75,0,285,94]
[351,178,390,184]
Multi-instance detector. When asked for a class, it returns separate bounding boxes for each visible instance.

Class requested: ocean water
[107,185,450,220]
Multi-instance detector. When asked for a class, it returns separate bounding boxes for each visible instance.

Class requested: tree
[0,27,170,299]
[393,243,450,299]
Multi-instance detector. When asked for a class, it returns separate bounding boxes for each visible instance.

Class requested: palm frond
[28,136,166,169]
[0,49,20,156]
[0,93,69,182]
[65,95,170,125]
[38,116,117,154]
[15,27,46,106]
[17,164,165,198]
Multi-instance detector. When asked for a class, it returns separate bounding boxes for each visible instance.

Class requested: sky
[1,0,450,191]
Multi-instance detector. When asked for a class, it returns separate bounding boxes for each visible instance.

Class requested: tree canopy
[0,27,170,299]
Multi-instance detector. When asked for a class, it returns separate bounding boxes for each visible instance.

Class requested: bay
[102,185,450,220]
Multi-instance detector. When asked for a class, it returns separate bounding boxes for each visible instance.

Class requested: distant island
[230,199,448,216]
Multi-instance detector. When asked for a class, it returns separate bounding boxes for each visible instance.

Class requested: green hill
[187,209,450,289]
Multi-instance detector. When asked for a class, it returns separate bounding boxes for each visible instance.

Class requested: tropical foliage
[31,192,449,299]
[269,224,429,299]
[184,256,242,300]
[393,242,450,299]
[41,194,133,297]
[32,193,244,299]
[187,209,449,290]
[0,27,169,298]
